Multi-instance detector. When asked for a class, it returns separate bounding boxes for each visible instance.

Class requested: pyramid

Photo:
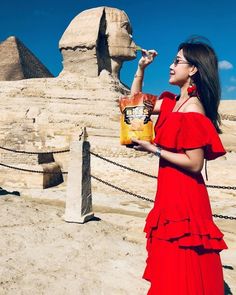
[0,36,54,80]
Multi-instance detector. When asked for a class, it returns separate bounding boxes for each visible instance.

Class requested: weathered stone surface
[59,7,104,49]
[0,36,54,80]
[59,6,136,79]
[42,162,63,189]
[65,129,94,223]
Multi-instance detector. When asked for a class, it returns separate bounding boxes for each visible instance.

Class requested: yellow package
[119,92,157,146]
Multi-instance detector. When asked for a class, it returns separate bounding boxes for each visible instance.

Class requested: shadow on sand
[223,265,234,294]
[0,187,20,197]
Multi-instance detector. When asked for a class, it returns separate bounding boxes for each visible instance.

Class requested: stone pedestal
[64,129,94,223]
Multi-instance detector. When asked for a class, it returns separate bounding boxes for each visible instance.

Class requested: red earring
[187,84,197,96]
[187,77,199,97]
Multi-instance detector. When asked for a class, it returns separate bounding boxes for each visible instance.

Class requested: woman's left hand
[131,138,157,153]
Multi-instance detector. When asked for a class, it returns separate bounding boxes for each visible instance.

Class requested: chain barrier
[212,214,236,220]
[0,162,68,174]
[90,151,236,191]
[92,175,236,220]
[0,161,235,220]
[0,145,70,155]
[0,145,235,220]
[1,146,235,190]
[206,184,236,190]
[90,151,156,179]
[91,175,154,203]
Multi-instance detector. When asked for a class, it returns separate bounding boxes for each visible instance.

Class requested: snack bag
[119,92,157,146]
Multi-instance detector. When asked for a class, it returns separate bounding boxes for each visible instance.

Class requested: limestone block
[60,48,98,78]
[64,130,94,223]
[42,162,64,189]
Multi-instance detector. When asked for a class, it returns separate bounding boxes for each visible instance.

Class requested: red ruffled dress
[143,92,228,295]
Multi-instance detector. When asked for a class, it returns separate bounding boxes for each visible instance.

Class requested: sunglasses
[173,57,191,66]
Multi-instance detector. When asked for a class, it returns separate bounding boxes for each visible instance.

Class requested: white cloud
[226,86,236,92]
[230,76,236,83]
[219,60,233,70]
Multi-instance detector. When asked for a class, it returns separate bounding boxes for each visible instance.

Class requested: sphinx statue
[59,7,137,80]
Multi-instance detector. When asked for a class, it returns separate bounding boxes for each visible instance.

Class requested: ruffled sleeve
[154,112,226,160]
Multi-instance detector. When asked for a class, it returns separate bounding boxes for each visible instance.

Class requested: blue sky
[0,0,236,99]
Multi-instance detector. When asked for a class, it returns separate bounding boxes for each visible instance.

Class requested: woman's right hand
[138,49,158,69]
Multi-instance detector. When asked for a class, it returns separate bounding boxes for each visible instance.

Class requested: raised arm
[130,49,158,96]
[130,66,144,95]
[130,49,162,114]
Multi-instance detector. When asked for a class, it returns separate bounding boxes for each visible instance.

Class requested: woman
[130,39,228,294]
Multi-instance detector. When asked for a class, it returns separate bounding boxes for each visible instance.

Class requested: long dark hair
[178,38,222,133]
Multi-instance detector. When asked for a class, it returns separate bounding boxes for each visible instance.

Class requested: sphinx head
[59,7,137,78]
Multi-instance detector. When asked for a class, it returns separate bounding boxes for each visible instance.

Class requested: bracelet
[154,146,162,158]
[134,74,143,78]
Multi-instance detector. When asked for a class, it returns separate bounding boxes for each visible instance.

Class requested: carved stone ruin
[59,6,137,79]
[0,6,139,193]
[64,128,94,223]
